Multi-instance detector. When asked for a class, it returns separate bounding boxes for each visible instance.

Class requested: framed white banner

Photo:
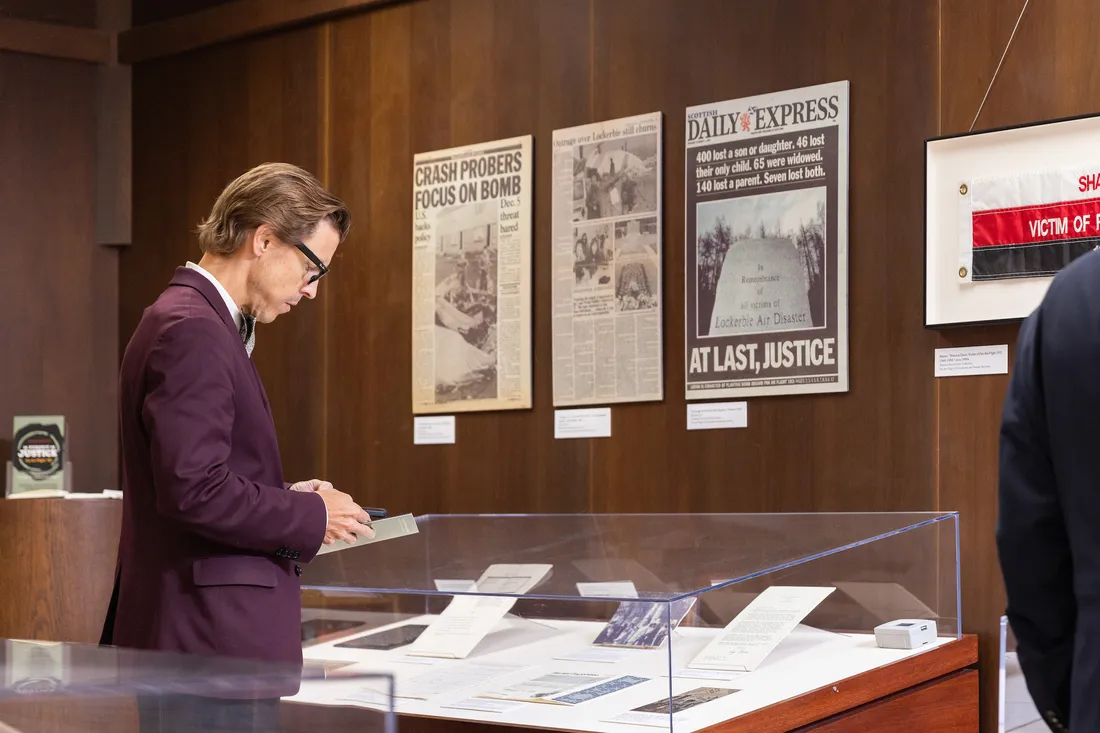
[924,112,1100,328]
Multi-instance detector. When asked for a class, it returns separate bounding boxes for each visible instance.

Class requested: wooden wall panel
[0,50,118,492]
[0,0,96,27]
[587,0,940,515]
[122,26,327,484]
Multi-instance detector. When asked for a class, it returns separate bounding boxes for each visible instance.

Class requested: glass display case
[0,637,395,733]
[293,512,967,732]
[998,615,1044,732]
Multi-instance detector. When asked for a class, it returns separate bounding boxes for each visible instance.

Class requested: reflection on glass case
[998,615,1044,732]
[293,512,964,732]
[0,638,395,733]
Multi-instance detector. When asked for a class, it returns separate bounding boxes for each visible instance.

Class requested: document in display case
[0,638,396,733]
[291,512,972,732]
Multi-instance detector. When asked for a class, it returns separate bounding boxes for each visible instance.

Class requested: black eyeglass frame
[295,242,329,284]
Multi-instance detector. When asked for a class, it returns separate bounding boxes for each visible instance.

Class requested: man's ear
[250,224,274,258]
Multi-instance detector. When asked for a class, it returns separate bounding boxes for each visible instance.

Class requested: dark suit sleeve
[141,317,327,562]
[996,308,1074,728]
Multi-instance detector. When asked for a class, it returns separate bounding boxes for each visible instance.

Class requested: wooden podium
[0,496,121,643]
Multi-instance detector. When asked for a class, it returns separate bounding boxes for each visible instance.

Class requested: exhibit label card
[411,135,533,415]
[684,82,850,400]
[686,401,748,430]
[414,416,456,444]
[406,564,552,659]
[688,586,835,672]
[554,408,612,439]
[934,345,1008,377]
[550,112,664,407]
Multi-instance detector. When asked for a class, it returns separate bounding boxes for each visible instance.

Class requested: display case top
[303,511,959,601]
[0,638,390,701]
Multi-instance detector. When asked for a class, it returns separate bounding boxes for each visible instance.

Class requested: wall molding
[119,0,403,64]
[0,17,112,64]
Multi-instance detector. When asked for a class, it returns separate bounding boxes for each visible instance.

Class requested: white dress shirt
[186,261,244,333]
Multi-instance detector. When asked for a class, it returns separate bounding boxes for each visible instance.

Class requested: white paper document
[577,581,639,598]
[414,416,456,444]
[688,586,835,672]
[316,513,419,556]
[479,671,609,704]
[554,408,612,439]
[552,646,654,664]
[392,661,527,700]
[441,697,525,714]
[934,344,1008,377]
[686,401,748,430]
[405,564,552,659]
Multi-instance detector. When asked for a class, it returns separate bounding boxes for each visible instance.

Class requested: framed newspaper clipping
[411,135,533,414]
[925,112,1100,328]
[551,112,663,407]
[684,81,850,400]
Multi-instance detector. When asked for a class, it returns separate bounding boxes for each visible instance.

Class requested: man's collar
[185,261,243,332]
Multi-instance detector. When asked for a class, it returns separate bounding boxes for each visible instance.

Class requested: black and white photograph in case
[685,81,849,400]
[572,133,659,222]
[630,686,739,714]
[551,112,664,407]
[593,597,697,649]
[411,135,533,414]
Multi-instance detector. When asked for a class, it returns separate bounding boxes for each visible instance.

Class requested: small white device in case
[873,619,937,650]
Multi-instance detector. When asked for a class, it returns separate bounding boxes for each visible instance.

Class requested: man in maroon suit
[100,163,372,729]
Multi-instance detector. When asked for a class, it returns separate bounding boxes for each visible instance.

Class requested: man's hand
[289,479,375,546]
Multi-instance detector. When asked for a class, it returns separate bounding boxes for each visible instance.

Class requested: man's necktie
[239,314,256,357]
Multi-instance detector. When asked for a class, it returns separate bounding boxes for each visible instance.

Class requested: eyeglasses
[295,242,329,285]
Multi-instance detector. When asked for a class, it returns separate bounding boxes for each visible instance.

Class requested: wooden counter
[0,496,122,643]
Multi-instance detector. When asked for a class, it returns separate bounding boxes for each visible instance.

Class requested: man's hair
[196,162,351,255]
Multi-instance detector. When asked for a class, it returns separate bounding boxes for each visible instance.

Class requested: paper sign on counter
[688,586,835,672]
[405,564,552,659]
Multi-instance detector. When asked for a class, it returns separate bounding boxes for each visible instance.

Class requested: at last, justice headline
[414,149,525,211]
[689,338,838,377]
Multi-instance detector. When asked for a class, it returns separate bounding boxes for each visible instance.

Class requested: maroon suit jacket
[100,267,327,666]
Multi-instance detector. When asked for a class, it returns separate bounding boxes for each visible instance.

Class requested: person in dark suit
[997,249,1100,733]
[100,162,373,730]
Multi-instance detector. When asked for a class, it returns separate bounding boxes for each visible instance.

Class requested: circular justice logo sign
[13,424,64,479]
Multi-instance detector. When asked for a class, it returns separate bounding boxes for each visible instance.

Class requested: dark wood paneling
[0,499,122,642]
[123,0,398,63]
[0,50,118,493]
[122,25,327,485]
[0,17,111,63]
[799,670,979,732]
[0,0,97,28]
[134,0,237,25]
[588,0,940,515]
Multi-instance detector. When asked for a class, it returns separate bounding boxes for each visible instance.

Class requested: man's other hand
[292,480,375,546]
